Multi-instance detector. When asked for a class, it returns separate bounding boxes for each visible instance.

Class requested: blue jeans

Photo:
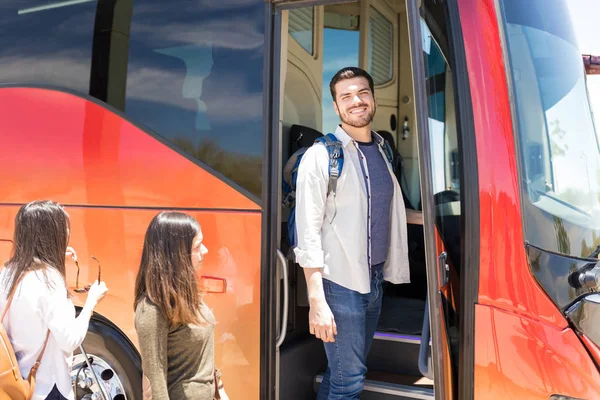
[317,265,384,400]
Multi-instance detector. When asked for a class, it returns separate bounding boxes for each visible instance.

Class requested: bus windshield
[500,0,600,258]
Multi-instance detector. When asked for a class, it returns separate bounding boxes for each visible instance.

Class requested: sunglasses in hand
[74,255,102,293]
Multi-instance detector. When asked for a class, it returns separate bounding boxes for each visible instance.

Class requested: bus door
[264,0,479,399]
[409,0,474,398]
[465,0,600,398]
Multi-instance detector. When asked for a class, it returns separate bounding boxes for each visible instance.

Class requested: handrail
[275,250,289,348]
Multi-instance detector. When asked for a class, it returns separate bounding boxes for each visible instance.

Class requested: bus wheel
[72,319,142,400]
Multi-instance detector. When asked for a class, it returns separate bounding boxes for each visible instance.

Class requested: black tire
[74,318,142,400]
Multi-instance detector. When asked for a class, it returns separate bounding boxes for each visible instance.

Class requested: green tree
[172,137,263,198]
[553,215,570,255]
[549,119,568,157]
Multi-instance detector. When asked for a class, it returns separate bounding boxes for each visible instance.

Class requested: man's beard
[340,104,376,128]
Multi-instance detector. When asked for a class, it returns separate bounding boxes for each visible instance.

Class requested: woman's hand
[88,281,108,304]
[83,281,108,313]
[66,246,78,262]
[142,374,152,400]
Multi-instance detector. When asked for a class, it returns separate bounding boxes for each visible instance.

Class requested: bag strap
[1,272,26,323]
[315,133,344,197]
[213,368,221,400]
[1,271,51,385]
[27,330,50,381]
[379,138,395,172]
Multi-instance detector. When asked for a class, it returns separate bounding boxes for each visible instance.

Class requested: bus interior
[277,0,462,399]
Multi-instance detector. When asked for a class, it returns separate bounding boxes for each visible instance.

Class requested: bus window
[500,0,600,258]
[0,1,96,93]
[368,7,394,85]
[126,0,265,200]
[289,7,315,55]
[420,15,461,380]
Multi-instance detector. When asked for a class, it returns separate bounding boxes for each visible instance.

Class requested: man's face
[333,76,376,128]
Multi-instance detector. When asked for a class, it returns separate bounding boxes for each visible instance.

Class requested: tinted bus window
[126,0,265,200]
[368,7,393,85]
[500,0,600,257]
[0,0,265,201]
[0,1,96,93]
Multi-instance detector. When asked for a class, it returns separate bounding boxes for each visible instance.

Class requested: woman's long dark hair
[134,211,207,328]
[3,200,70,296]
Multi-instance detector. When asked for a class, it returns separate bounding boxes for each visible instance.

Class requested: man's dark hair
[329,67,375,100]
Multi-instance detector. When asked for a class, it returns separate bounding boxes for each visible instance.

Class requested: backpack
[0,274,50,400]
[282,130,395,249]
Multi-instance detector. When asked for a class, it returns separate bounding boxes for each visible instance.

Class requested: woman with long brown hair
[134,211,228,400]
[0,200,107,400]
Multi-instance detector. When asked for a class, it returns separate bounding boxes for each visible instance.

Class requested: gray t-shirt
[358,140,394,267]
[135,298,220,400]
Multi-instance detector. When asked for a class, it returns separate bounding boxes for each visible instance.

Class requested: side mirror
[200,275,227,294]
[583,54,600,75]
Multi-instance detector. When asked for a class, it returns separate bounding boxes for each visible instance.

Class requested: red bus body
[0,0,599,399]
[461,1,600,397]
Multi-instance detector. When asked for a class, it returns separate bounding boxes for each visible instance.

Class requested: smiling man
[294,67,410,399]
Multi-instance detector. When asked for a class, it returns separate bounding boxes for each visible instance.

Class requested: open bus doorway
[274,0,468,398]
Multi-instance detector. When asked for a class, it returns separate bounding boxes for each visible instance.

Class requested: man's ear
[333,101,340,116]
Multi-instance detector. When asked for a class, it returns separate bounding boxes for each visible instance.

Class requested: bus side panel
[474,304,600,399]
[456,0,565,325]
[0,205,261,400]
[0,87,262,400]
[0,87,258,210]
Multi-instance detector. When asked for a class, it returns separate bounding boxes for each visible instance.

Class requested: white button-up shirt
[294,126,410,293]
[0,268,91,400]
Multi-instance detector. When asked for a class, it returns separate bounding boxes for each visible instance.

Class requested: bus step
[315,371,434,400]
[367,332,429,376]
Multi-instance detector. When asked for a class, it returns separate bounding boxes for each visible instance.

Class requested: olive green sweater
[135,298,220,400]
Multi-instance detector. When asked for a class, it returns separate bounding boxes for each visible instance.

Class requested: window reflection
[421,19,462,267]
[0,0,265,200]
[0,1,97,93]
[126,0,264,199]
[501,0,600,257]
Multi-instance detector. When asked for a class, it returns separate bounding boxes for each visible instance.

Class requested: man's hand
[303,268,337,342]
[309,299,337,342]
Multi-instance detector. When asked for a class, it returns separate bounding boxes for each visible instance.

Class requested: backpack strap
[379,138,395,172]
[315,133,344,197]
[282,147,309,208]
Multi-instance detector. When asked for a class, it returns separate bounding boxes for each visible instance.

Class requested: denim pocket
[324,278,363,317]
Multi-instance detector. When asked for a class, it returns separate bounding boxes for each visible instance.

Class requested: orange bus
[1,0,600,399]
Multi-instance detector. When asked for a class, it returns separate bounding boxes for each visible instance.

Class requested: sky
[322,29,360,134]
[569,0,600,130]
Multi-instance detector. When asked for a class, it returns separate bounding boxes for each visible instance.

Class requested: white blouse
[0,268,91,400]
